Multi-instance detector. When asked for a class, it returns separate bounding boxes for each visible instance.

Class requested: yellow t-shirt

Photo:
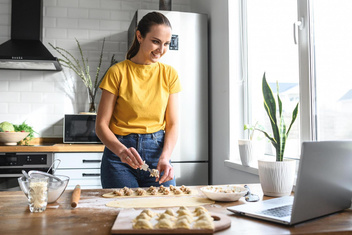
[99,59,181,135]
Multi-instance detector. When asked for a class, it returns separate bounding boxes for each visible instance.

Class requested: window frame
[236,0,316,160]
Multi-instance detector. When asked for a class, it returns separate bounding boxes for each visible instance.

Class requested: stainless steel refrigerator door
[172,162,208,186]
[131,10,209,162]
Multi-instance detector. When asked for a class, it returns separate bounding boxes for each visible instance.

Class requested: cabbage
[0,121,15,132]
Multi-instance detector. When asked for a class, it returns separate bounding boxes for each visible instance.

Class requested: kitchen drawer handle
[82,173,101,177]
[82,160,101,163]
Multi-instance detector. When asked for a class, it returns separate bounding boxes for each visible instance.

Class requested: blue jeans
[100,130,176,188]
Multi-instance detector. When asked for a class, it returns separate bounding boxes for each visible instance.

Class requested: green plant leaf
[260,72,299,161]
[286,102,299,136]
[262,73,281,150]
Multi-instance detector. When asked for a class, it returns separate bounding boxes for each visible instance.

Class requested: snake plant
[256,73,299,161]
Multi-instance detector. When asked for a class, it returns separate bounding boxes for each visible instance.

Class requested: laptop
[227,141,352,225]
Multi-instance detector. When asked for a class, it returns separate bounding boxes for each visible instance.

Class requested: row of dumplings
[132,206,214,230]
[113,185,192,196]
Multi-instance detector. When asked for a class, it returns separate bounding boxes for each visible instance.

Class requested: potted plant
[238,122,264,167]
[255,73,299,197]
[49,38,118,113]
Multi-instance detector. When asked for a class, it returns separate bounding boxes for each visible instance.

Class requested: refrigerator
[128,10,208,186]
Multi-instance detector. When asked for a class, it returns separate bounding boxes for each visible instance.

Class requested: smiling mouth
[152,52,161,59]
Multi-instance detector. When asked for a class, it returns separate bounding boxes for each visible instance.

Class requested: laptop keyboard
[259,204,292,218]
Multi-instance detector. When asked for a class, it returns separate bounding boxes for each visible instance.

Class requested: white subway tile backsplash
[0,15,10,25]
[0,81,8,91]
[121,1,141,10]
[46,7,68,18]
[89,9,111,20]
[0,92,20,103]
[78,19,100,29]
[9,81,32,91]
[57,0,79,8]
[21,92,43,103]
[43,17,57,28]
[110,10,130,21]
[8,103,31,114]
[43,0,56,8]
[42,92,66,103]
[100,20,121,31]
[0,3,10,14]
[89,30,111,40]
[46,28,68,39]
[0,0,191,137]
[0,104,8,114]
[32,82,55,92]
[58,18,79,28]
[0,25,9,37]
[32,103,55,114]
[101,0,121,10]
[79,0,100,9]
[68,29,89,39]
[68,8,89,19]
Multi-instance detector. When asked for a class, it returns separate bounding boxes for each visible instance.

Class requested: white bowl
[18,175,70,203]
[200,185,248,202]
[0,132,30,145]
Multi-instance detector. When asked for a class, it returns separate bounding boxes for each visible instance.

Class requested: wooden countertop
[0,138,104,152]
[0,143,105,153]
[0,185,351,235]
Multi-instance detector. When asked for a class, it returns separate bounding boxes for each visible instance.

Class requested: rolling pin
[71,185,81,208]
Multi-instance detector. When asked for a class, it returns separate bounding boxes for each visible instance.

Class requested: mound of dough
[154,218,174,229]
[131,206,215,230]
[175,218,191,229]
[132,219,153,229]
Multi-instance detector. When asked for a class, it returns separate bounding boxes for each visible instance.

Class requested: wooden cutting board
[111,209,231,234]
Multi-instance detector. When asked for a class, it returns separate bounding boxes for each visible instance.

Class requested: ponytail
[126,12,172,60]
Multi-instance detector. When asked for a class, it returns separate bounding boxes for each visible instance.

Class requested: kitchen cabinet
[53,153,103,190]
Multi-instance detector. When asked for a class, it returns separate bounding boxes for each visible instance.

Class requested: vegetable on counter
[0,121,36,145]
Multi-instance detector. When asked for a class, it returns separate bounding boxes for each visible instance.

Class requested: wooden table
[0,184,351,235]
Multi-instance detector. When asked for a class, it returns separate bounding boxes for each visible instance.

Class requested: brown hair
[126,12,172,60]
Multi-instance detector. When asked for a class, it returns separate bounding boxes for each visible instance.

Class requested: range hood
[0,0,62,71]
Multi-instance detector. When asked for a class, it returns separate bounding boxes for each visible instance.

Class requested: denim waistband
[116,130,164,139]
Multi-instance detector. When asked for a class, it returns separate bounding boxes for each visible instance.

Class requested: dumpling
[133,219,153,229]
[164,208,176,216]
[133,212,152,222]
[196,214,214,222]
[177,209,193,217]
[194,206,208,216]
[136,188,146,196]
[175,218,191,229]
[177,215,193,223]
[154,218,174,229]
[157,213,176,221]
[141,209,156,218]
[194,206,207,213]
[193,219,214,229]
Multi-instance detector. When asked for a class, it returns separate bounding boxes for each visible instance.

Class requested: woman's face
[137,24,172,64]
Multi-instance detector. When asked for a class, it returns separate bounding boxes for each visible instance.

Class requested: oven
[0,152,53,191]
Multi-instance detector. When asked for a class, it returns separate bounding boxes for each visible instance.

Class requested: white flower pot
[238,139,264,167]
[258,159,296,197]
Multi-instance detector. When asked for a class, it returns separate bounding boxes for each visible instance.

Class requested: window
[238,0,300,159]
[310,0,352,140]
[234,0,352,162]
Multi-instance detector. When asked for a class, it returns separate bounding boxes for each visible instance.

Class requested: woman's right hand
[119,147,144,169]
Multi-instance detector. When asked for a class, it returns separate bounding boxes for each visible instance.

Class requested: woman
[96,12,181,188]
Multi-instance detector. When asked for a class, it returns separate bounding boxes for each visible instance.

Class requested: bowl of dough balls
[200,185,248,202]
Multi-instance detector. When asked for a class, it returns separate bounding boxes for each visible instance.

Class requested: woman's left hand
[157,157,174,184]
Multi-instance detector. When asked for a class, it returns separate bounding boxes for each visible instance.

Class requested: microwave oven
[63,114,101,143]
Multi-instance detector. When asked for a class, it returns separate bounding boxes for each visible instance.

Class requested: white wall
[0,0,190,137]
[189,0,259,184]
